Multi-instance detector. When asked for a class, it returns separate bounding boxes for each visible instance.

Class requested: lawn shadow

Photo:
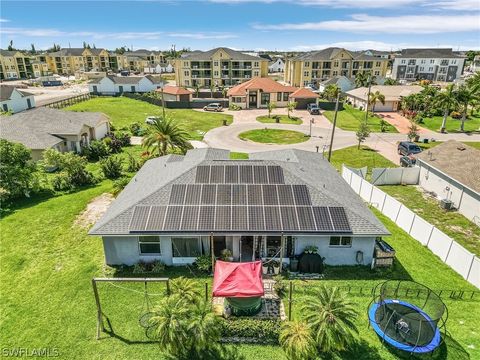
[99,316,158,345]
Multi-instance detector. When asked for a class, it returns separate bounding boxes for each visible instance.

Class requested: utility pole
[327,90,340,162]
[161,86,166,120]
[364,75,372,125]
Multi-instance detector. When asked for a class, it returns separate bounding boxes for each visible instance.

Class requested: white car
[145,116,158,125]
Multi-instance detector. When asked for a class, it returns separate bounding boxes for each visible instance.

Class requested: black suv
[397,141,422,156]
[307,103,320,115]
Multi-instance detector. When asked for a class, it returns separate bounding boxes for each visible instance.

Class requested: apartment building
[284,47,388,87]
[391,48,466,82]
[46,48,110,75]
[175,47,269,87]
[0,50,48,80]
[108,49,165,71]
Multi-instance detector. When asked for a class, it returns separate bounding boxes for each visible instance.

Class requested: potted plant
[220,249,233,262]
[304,245,318,254]
[271,260,281,275]
[262,261,269,275]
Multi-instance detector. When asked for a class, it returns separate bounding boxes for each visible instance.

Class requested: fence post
[380,193,387,212]
[288,281,293,321]
[444,239,454,262]
[205,282,208,301]
[394,204,403,222]
[358,177,363,196]
[408,214,416,235]
[425,226,435,247]
[465,255,476,281]
[91,279,104,340]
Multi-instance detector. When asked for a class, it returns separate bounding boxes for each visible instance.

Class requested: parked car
[203,103,223,112]
[397,141,422,156]
[145,116,158,125]
[400,155,416,167]
[307,103,320,115]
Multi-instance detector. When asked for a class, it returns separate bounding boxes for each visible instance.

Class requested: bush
[51,172,74,191]
[42,148,65,170]
[194,254,212,272]
[133,261,147,274]
[228,103,242,111]
[220,319,281,343]
[83,140,110,160]
[103,136,122,154]
[114,132,131,147]
[273,275,287,297]
[49,152,96,191]
[126,153,141,172]
[151,260,166,273]
[100,156,123,179]
[112,176,131,195]
[129,122,146,136]
[450,111,462,119]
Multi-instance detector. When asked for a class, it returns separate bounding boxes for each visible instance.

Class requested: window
[304,61,310,67]
[277,92,282,101]
[428,67,433,72]
[261,92,270,105]
[214,61,218,66]
[2,104,8,111]
[332,71,338,76]
[334,60,339,67]
[401,60,406,64]
[131,86,135,92]
[139,236,161,255]
[303,71,309,77]
[430,59,435,64]
[172,237,202,257]
[214,71,219,77]
[254,62,259,67]
[329,236,352,247]
[118,85,123,93]
[374,71,380,76]
[421,59,426,64]
[234,97,243,103]
[283,92,289,101]
[376,61,381,67]
[254,71,259,77]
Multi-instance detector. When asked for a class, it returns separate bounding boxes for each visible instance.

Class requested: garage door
[294,98,316,109]
[373,101,395,112]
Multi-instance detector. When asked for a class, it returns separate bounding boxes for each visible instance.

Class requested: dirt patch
[74,193,114,228]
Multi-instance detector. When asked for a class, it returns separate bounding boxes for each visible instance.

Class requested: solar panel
[215,206,231,230]
[262,185,278,205]
[239,165,253,183]
[169,184,186,204]
[231,206,248,230]
[264,206,282,231]
[216,184,232,205]
[163,206,183,230]
[247,185,263,205]
[195,166,210,183]
[180,206,199,231]
[248,206,265,231]
[225,165,239,183]
[277,185,294,205]
[210,165,225,183]
[292,185,311,205]
[198,206,215,230]
[312,206,334,231]
[253,166,268,183]
[296,206,316,231]
[267,166,284,184]
[280,206,299,230]
[184,184,202,205]
[201,184,216,205]
[129,206,151,231]
[232,184,247,205]
[145,206,167,231]
[329,207,351,232]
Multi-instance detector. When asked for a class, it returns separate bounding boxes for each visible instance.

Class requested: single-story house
[268,58,285,73]
[346,85,423,112]
[156,85,193,102]
[75,70,107,80]
[227,77,297,109]
[0,85,35,114]
[0,107,109,160]
[318,76,355,93]
[416,141,480,224]
[288,88,320,109]
[88,75,164,95]
[89,148,390,267]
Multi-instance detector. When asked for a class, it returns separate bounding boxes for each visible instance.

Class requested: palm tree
[169,276,201,304]
[368,90,386,113]
[286,101,297,118]
[301,286,358,353]
[354,72,376,88]
[323,84,340,102]
[435,84,458,133]
[455,83,480,132]
[187,301,221,352]
[142,117,192,157]
[267,101,276,118]
[280,321,316,360]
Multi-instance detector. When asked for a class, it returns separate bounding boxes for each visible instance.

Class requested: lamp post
[364,74,372,125]
[327,90,340,162]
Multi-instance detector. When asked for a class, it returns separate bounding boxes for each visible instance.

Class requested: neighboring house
[345,85,423,112]
[144,63,175,74]
[227,77,297,109]
[416,141,480,224]
[391,48,466,82]
[471,55,480,73]
[269,58,285,73]
[0,107,109,160]
[284,47,388,87]
[288,88,320,109]
[156,86,193,102]
[89,148,390,266]
[0,85,35,113]
[318,76,355,93]
[175,47,269,87]
[88,75,163,95]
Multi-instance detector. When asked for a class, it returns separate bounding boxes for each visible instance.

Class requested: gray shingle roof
[396,48,464,59]
[0,108,108,150]
[0,49,20,57]
[292,47,353,61]
[182,47,265,61]
[48,48,85,57]
[90,148,389,236]
[89,75,163,85]
[0,85,34,101]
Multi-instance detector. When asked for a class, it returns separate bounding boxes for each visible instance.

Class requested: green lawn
[66,97,233,140]
[239,129,308,145]
[323,104,398,133]
[256,115,302,125]
[421,114,480,133]
[381,185,480,256]
[230,152,249,159]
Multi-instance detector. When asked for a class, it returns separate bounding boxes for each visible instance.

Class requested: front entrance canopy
[212,260,264,298]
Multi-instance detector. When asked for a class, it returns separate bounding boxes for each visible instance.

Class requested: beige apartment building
[46,48,111,75]
[175,47,269,87]
[109,49,165,72]
[0,50,50,80]
[284,47,388,87]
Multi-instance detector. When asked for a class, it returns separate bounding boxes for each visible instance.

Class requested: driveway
[377,112,430,135]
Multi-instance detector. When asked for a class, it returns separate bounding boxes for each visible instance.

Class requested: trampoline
[368,280,447,354]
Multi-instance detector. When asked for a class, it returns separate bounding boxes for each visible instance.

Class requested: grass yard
[421,114,480,133]
[323,104,398,133]
[230,152,249,159]
[239,129,308,145]
[66,96,233,140]
[381,185,480,256]
[256,115,302,125]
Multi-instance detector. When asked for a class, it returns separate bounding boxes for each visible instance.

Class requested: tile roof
[396,48,464,59]
[346,85,423,101]
[292,47,353,61]
[182,47,265,61]
[416,141,480,193]
[289,88,319,99]
[89,148,389,236]
[227,77,297,96]
[0,85,34,101]
[157,85,192,95]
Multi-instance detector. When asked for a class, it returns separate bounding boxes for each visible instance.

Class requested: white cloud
[0,18,10,22]
[289,40,479,51]
[427,0,480,10]
[253,14,480,34]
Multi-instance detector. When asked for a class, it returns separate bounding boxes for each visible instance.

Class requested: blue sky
[1,0,479,51]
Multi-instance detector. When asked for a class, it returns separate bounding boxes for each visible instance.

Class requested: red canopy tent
[212,260,264,298]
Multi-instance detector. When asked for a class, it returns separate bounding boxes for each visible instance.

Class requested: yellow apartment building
[0,50,46,79]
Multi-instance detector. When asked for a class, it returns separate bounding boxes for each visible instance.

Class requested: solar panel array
[195,165,285,184]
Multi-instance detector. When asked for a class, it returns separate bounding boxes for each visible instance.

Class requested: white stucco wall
[94,122,109,139]
[89,77,162,95]
[0,90,35,113]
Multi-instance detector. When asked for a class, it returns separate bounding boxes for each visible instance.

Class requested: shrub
[100,156,123,179]
[220,319,281,343]
[450,111,462,119]
[194,254,212,272]
[42,148,65,170]
[280,322,316,360]
[228,103,242,111]
[133,261,147,274]
[273,275,287,297]
[103,135,122,154]
[220,249,233,261]
[151,260,166,273]
[114,132,131,147]
[129,122,146,136]
[83,140,110,160]
[112,176,132,195]
[51,172,74,191]
[50,152,96,190]
[126,153,141,172]
[379,119,388,132]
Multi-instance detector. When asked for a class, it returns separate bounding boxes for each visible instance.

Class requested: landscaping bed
[256,115,302,125]
[239,129,308,145]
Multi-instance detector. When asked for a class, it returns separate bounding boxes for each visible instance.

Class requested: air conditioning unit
[440,199,453,210]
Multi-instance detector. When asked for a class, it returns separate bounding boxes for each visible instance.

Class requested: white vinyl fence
[371,167,420,185]
[342,165,479,289]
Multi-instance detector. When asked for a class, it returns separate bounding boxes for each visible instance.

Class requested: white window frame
[329,236,352,248]
[171,236,202,258]
[138,236,162,255]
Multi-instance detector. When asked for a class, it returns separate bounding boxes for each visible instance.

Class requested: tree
[407,121,419,141]
[435,84,458,133]
[30,44,36,54]
[356,121,370,149]
[383,78,397,86]
[323,84,340,102]
[193,83,200,98]
[455,83,480,132]
[267,101,277,118]
[286,101,297,118]
[169,277,201,304]
[354,72,376,88]
[100,156,123,179]
[280,321,316,360]
[301,286,358,353]
[142,116,192,157]
[368,90,385,113]
[7,40,14,51]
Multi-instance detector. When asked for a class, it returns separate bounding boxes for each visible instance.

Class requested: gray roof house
[0,85,35,114]
[88,75,164,95]
[0,107,110,160]
[90,148,389,267]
